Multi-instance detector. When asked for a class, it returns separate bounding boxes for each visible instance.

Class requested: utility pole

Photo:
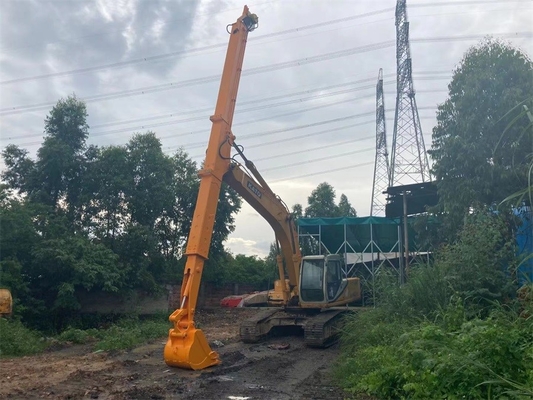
[389,0,431,187]
[371,68,390,216]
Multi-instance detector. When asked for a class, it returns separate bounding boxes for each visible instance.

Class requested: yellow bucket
[164,327,220,370]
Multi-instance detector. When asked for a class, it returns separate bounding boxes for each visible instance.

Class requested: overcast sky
[1,0,532,258]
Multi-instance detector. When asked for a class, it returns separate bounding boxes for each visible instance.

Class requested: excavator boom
[164,6,258,370]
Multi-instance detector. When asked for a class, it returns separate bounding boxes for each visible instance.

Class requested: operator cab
[299,254,346,304]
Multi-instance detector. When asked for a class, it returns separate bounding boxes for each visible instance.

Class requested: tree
[291,203,303,220]
[302,182,357,218]
[0,96,245,327]
[125,132,175,229]
[338,194,357,217]
[1,145,35,194]
[429,39,533,236]
[83,145,130,243]
[35,95,89,212]
[305,182,339,217]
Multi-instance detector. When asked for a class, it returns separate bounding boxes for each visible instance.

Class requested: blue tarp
[514,206,533,286]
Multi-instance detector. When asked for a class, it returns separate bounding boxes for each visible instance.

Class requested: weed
[0,318,47,357]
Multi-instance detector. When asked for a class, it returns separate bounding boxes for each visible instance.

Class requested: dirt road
[0,308,349,399]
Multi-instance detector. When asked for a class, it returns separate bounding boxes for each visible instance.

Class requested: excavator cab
[299,254,350,305]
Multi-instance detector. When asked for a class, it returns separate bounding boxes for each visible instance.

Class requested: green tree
[125,132,174,229]
[80,145,130,243]
[291,203,303,220]
[35,95,89,212]
[304,182,339,217]
[337,193,357,217]
[1,146,36,194]
[223,254,276,289]
[0,96,245,326]
[429,39,533,236]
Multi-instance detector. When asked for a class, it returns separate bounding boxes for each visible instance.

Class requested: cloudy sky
[1,0,532,258]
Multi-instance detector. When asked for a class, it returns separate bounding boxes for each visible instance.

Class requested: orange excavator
[164,6,361,371]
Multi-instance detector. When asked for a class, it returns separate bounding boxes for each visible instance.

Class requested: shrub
[337,304,533,399]
[57,327,100,344]
[0,318,47,357]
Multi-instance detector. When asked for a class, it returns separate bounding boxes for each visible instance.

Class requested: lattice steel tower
[371,68,390,216]
[389,0,431,187]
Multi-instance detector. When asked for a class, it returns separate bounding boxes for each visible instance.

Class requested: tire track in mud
[176,337,347,400]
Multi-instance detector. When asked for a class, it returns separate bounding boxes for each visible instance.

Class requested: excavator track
[304,309,347,348]
[240,307,352,347]
[240,308,281,343]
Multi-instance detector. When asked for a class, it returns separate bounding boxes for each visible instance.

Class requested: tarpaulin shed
[296,216,419,255]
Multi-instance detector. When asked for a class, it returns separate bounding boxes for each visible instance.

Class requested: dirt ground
[0,308,351,400]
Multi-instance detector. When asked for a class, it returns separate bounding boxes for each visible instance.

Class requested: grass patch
[93,316,171,351]
[1,313,172,358]
[0,318,48,357]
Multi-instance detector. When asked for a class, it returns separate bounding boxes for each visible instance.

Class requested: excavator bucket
[164,327,220,370]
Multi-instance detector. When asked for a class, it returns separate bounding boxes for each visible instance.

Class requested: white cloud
[226,237,269,259]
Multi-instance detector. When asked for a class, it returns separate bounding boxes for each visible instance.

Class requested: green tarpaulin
[296,216,420,254]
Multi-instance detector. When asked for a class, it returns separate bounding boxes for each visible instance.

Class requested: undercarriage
[239,307,354,348]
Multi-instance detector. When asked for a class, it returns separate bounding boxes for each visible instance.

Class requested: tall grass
[335,211,532,399]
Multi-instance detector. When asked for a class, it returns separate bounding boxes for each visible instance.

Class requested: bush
[336,211,531,399]
[337,304,533,399]
[0,318,47,357]
[94,315,171,351]
[57,327,100,344]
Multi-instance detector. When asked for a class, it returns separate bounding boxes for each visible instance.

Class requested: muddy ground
[0,308,352,400]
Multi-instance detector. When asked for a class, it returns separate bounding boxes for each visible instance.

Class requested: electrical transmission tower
[371,68,389,216]
[389,0,431,187]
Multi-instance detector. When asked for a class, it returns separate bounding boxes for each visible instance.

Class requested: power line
[187,134,376,160]
[89,73,400,130]
[410,0,530,8]
[252,138,376,162]
[269,161,375,184]
[166,112,437,158]
[184,127,376,158]
[147,105,435,148]
[1,30,526,117]
[0,40,397,115]
[4,89,381,143]
[261,147,375,172]
[0,7,395,86]
[1,73,447,145]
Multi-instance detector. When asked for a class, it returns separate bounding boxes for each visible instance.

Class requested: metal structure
[297,216,432,304]
[370,68,390,216]
[297,217,405,305]
[389,0,431,187]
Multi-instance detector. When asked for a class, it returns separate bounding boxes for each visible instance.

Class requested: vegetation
[336,39,533,399]
[336,212,533,399]
[293,182,357,219]
[0,314,171,357]
[0,318,48,357]
[0,95,243,331]
[428,38,533,241]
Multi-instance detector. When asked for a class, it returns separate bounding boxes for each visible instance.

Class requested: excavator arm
[223,158,302,303]
[164,6,258,370]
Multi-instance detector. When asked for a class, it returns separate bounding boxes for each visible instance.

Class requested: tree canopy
[0,95,242,329]
[295,182,357,219]
[429,38,533,235]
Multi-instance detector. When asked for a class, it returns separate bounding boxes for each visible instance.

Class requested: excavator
[164,6,361,371]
